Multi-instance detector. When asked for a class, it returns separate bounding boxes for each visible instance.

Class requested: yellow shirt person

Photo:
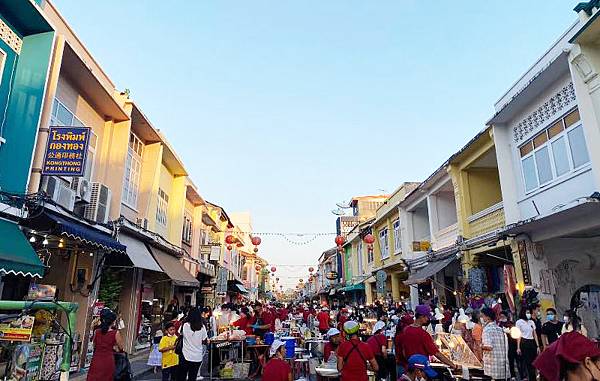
[159,323,179,372]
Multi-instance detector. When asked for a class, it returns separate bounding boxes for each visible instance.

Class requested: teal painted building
[0,1,55,194]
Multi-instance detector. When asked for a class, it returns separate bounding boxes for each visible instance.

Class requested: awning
[29,210,126,253]
[341,283,365,292]
[118,234,162,272]
[0,219,44,278]
[404,256,456,285]
[227,280,249,294]
[147,246,199,288]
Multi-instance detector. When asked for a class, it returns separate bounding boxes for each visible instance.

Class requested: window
[122,133,144,208]
[393,219,402,254]
[156,188,169,226]
[379,228,389,259]
[50,98,96,182]
[182,212,193,244]
[519,108,589,193]
[357,241,364,273]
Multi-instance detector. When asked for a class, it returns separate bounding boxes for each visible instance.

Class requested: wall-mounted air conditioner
[40,176,76,212]
[71,177,92,203]
[85,183,112,224]
[136,218,149,229]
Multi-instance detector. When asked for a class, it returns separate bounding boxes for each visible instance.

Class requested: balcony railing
[467,202,505,238]
[431,223,458,251]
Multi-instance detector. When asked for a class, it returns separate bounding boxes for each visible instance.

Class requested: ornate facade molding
[512,82,577,143]
[0,19,22,55]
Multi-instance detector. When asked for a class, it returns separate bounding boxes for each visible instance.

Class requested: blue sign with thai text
[42,126,91,177]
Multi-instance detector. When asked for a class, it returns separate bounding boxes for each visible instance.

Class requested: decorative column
[391,272,400,301]
[365,281,373,305]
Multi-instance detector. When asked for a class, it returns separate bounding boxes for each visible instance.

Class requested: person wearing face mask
[533,331,600,381]
[397,305,458,373]
[542,307,563,349]
[562,309,589,338]
[399,355,438,381]
[516,308,540,381]
[480,307,510,381]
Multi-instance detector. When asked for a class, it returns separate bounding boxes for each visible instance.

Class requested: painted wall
[468,169,502,213]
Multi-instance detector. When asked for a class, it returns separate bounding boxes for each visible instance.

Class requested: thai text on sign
[42,126,91,176]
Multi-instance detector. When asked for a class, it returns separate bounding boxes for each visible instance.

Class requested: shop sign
[201,286,213,294]
[326,271,338,280]
[0,315,35,341]
[42,126,91,176]
[26,284,56,301]
[9,343,43,380]
[210,246,222,261]
[216,268,228,293]
[517,241,532,286]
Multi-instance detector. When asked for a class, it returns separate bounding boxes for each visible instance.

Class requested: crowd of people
[84,297,598,381]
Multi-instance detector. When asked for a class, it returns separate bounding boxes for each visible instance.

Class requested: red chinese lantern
[255,265,261,271]
[251,236,262,246]
[227,245,232,251]
[335,235,346,246]
[363,234,375,244]
[271,266,276,273]
[225,235,235,245]
[308,267,314,273]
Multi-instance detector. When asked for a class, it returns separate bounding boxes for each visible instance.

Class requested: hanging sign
[517,241,532,286]
[0,315,35,341]
[376,270,387,294]
[42,126,91,177]
[216,268,228,294]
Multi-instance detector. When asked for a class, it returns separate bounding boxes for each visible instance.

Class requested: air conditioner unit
[136,218,149,230]
[85,183,112,224]
[71,177,92,203]
[40,176,76,212]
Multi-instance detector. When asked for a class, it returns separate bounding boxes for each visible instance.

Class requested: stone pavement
[69,350,154,381]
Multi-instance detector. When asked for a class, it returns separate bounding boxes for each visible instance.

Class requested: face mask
[525,313,532,320]
[499,318,507,323]
[564,316,570,323]
[547,314,555,321]
[479,317,486,325]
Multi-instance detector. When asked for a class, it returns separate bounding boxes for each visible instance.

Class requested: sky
[53,0,578,288]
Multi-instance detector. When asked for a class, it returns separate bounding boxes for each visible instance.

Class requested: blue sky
[54,0,577,287]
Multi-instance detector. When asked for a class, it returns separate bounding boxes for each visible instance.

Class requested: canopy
[404,256,456,285]
[0,219,44,278]
[341,283,365,292]
[28,210,126,253]
[148,246,199,288]
[118,234,162,272]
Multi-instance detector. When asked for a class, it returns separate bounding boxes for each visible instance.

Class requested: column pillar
[410,284,419,310]
[391,272,400,302]
[365,282,373,305]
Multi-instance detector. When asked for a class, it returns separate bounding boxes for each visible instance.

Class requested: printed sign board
[42,126,91,177]
[376,270,387,294]
[216,267,228,294]
[0,315,35,341]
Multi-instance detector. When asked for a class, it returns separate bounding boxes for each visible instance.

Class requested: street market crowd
[87,297,600,381]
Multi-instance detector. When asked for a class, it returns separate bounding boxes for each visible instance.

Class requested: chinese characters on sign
[42,126,91,176]
[517,240,532,286]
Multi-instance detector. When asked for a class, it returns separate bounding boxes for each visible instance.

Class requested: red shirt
[232,316,252,335]
[278,308,289,321]
[317,311,331,330]
[262,357,291,381]
[337,314,348,330]
[367,333,387,357]
[302,310,310,323]
[399,325,438,366]
[337,338,374,381]
[261,311,275,332]
[323,341,342,362]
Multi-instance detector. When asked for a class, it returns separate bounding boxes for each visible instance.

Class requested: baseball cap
[269,340,286,357]
[343,320,360,335]
[414,305,432,317]
[534,332,600,381]
[326,328,340,338]
[408,354,438,378]
[372,321,385,335]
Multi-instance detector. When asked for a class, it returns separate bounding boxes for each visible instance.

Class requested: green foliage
[98,269,123,311]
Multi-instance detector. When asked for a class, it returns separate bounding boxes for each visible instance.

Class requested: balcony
[198,260,216,277]
[467,202,505,238]
[431,223,458,251]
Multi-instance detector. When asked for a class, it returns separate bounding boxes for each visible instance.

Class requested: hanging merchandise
[503,264,517,313]
[468,268,487,294]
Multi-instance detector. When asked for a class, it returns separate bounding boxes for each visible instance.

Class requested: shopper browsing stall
[263,340,292,381]
[337,321,378,381]
[480,307,510,381]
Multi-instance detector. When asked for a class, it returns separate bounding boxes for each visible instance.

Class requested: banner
[42,126,91,177]
[0,315,35,341]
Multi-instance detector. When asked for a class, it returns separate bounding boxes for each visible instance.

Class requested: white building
[488,17,600,337]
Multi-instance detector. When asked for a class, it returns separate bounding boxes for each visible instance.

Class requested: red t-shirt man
[261,310,276,332]
[262,357,291,381]
[231,316,252,335]
[337,338,375,381]
[366,333,387,357]
[399,325,439,367]
[317,311,331,332]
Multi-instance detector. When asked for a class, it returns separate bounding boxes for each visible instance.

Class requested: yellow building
[448,128,511,303]
[369,183,419,304]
